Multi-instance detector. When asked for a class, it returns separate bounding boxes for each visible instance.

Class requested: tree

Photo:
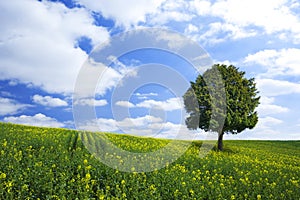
[183,64,260,151]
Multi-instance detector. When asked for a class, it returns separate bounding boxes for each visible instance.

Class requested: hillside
[0,122,299,199]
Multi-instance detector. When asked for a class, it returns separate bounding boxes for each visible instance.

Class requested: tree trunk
[218,132,224,151]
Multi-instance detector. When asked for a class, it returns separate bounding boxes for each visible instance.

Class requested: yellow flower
[3,140,7,147]
[6,181,13,188]
[0,173,6,179]
[174,189,179,196]
[85,165,92,170]
[83,159,88,165]
[99,194,105,200]
[149,184,156,192]
[85,173,91,180]
[189,189,194,196]
[257,194,261,200]
[22,184,28,190]
[121,180,126,185]
[35,161,43,167]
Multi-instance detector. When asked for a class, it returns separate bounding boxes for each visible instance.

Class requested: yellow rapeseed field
[0,122,299,199]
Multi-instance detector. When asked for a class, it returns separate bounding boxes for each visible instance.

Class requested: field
[0,122,299,199]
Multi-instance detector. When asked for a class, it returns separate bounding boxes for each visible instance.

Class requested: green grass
[0,122,299,199]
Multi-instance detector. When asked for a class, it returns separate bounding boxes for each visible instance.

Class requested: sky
[1,0,300,140]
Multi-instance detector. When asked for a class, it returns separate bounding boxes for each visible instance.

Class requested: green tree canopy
[183,64,260,150]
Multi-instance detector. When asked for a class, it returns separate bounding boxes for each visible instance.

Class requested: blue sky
[1,0,300,140]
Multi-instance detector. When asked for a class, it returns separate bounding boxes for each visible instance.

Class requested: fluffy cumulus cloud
[0,97,29,116]
[224,117,288,140]
[246,116,288,139]
[115,101,135,108]
[96,58,139,96]
[245,48,300,77]
[73,98,108,106]
[257,96,289,116]
[74,58,139,98]
[76,0,166,28]
[4,113,64,128]
[256,79,300,96]
[149,10,194,25]
[209,0,299,40]
[182,0,300,44]
[33,95,68,107]
[115,97,182,111]
[243,49,300,96]
[134,92,158,100]
[209,0,298,31]
[0,0,109,94]
[136,97,182,111]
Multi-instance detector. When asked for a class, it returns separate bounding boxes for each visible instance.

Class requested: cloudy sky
[1,0,300,140]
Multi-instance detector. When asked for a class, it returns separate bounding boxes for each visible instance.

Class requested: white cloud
[189,0,211,16]
[73,57,138,98]
[240,116,284,139]
[0,91,14,98]
[209,0,300,35]
[92,58,138,97]
[257,96,289,116]
[256,78,300,96]
[149,11,194,25]
[115,101,135,108]
[0,97,29,116]
[244,48,300,77]
[119,115,163,128]
[113,97,183,111]
[255,117,283,130]
[79,118,119,132]
[33,94,68,107]
[134,92,158,100]
[73,98,107,107]
[136,97,182,111]
[76,0,166,28]
[160,0,189,11]
[74,60,120,98]
[184,24,199,35]
[185,0,300,43]
[4,113,64,128]
[214,60,235,66]
[195,22,257,45]
[222,115,300,140]
[0,0,109,94]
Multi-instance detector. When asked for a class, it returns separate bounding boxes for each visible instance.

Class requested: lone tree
[183,64,260,151]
